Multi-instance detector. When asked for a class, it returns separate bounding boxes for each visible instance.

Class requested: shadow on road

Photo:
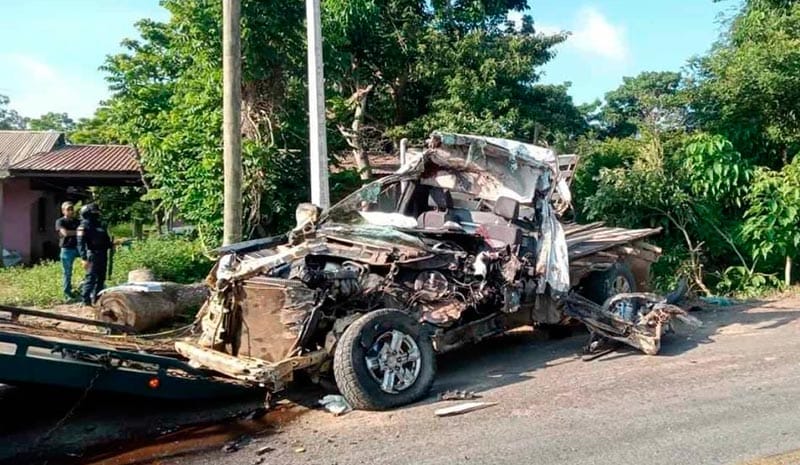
[421,296,800,399]
[4,296,799,464]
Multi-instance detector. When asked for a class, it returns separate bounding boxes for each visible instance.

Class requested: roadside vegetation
[0,236,209,307]
[1,0,798,297]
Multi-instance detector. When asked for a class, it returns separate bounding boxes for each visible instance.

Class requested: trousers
[82,251,108,305]
[60,247,79,298]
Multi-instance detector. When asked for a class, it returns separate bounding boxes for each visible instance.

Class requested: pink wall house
[0,178,61,262]
[0,131,141,264]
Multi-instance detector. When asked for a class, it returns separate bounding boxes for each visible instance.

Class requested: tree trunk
[338,84,374,181]
[785,255,792,287]
[133,220,143,240]
[154,212,163,235]
[95,282,209,332]
[351,86,372,180]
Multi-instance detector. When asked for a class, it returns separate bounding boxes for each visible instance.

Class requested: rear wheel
[333,309,436,410]
[581,262,636,304]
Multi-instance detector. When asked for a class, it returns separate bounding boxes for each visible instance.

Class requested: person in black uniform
[76,203,112,306]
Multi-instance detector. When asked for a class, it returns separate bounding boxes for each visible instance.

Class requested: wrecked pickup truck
[176,132,698,410]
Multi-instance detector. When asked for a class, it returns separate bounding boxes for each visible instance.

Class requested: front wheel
[333,309,436,410]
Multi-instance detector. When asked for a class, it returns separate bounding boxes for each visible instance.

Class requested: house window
[37,197,47,232]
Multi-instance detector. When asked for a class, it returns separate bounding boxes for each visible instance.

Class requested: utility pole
[222,0,243,245]
[306,0,330,209]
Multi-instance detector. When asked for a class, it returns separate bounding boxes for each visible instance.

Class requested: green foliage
[714,265,782,298]
[113,236,210,284]
[403,9,579,144]
[688,0,800,168]
[27,112,76,132]
[74,0,585,247]
[92,186,151,226]
[683,134,751,208]
[80,0,309,248]
[330,169,365,203]
[571,137,639,217]
[0,94,25,130]
[595,71,686,138]
[0,237,209,307]
[582,129,758,294]
[742,157,800,262]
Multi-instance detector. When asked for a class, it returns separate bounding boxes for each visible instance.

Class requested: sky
[0,0,739,120]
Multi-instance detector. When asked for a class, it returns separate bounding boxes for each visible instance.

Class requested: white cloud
[570,7,628,63]
[508,6,628,64]
[0,53,107,119]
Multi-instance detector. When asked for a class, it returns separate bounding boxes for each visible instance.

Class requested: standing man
[55,201,79,301]
[76,203,112,306]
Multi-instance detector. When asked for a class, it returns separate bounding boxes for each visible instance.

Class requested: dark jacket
[77,219,112,260]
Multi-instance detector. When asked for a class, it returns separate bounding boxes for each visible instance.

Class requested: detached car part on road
[176,132,696,410]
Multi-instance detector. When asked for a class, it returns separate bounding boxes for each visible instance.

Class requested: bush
[0,236,211,307]
[112,235,210,284]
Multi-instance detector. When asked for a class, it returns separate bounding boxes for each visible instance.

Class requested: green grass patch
[0,236,212,308]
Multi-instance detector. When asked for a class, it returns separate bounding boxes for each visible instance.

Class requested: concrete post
[306,0,330,209]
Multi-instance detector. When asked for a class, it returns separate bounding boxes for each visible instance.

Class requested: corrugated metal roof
[0,131,64,167]
[10,145,140,173]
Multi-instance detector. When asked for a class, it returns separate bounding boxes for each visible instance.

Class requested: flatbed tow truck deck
[0,306,256,400]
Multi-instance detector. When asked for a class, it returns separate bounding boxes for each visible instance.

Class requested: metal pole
[222,0,243,246]
[306,0,330,209]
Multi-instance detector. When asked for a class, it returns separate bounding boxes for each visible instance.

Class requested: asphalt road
[163,295,800,465]
[7,295,800,465]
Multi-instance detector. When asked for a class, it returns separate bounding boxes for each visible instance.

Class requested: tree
[743,157,800,286]
[322,1,582,178]
[322,0,428,179]
[0,95,25,130]
[77,0,586,247]
[79,0,309,246]
[596,71,686,139]
[26,112,76,132]
[689,0,800,168]
[402,3,577,144]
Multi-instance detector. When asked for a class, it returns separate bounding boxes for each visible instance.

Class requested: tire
[582,262,636,305]
[333,309,436,411]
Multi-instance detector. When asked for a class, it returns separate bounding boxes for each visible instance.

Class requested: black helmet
[79,203,101,220]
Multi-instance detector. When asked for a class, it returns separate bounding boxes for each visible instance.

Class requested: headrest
[429,188,453,211]
[494,196,519,221]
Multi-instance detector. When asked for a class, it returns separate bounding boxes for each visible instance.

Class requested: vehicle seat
[417,188,470,229]
[481,197,523,247]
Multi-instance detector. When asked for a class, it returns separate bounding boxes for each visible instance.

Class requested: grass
[0,236,212,308]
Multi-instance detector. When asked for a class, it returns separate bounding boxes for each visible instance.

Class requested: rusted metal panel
[10,144,139,173]
[239,277,316,363]
[0,130,63,168]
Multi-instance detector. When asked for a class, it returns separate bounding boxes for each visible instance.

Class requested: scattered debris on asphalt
[256,446,275,455]
[221,442,239,453]
[699,296,737,306]
[435,401,498,417]
[438,390,481,401]
[221,434,251,453]
[319,394,352,416]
